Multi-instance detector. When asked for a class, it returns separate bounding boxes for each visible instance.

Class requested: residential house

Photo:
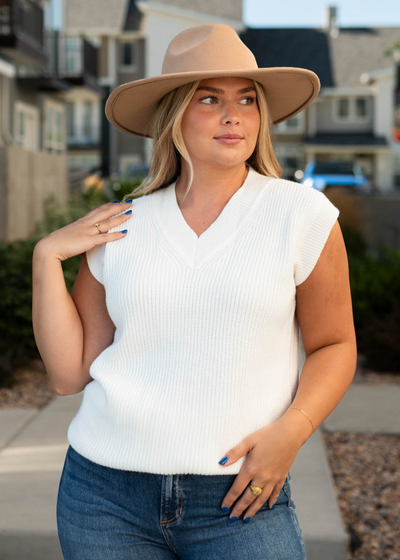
[0,0,69,241]
[62,0,146,178]
[0,0,103,241]
[240,6,400,191]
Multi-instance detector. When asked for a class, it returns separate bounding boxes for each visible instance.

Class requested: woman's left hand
[218,420,305,521]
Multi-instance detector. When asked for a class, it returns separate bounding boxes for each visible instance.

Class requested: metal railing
[0,0,44,46]
[45,30,98,79]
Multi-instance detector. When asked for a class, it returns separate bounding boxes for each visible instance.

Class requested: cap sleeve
[294,190,340,286]
[86,241,106,285]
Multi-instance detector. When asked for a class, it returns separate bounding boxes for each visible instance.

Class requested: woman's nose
[222,109,240,124]
[223,115,240,124]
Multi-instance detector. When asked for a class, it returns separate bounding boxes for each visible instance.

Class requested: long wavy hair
[121,79,282,203]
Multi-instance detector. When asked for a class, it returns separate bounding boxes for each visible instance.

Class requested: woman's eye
[200,96,217,104]
[241,97,256,105]
[199,96,256,105]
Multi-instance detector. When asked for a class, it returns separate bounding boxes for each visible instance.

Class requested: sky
[244,0,400,28]
[49,0,400,30]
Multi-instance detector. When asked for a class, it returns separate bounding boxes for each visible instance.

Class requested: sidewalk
[2,383,399,558]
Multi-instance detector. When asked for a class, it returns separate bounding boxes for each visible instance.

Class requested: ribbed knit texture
[67,166,340,475]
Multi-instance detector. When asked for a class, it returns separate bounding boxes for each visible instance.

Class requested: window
[66,101,75,138]
[355,98,367,117]
[313,162,355,175]
[274,112,304,133]
[120,41,137,69]
[83,100,93,139]
[338,98,349,117]
[14,101,39,151]
[65,36,81,74]
[44,99,65,152]
[285,157,299,169]
[334,97,369,121]
[286,116,300,129]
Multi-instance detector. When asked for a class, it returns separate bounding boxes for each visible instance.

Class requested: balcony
[45,30,104,94]
[0,0,47,67]
[16,29,104,95]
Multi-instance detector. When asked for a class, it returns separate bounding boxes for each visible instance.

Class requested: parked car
[300,161,373,194]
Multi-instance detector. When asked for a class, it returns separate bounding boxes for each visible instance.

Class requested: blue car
[300,161,373,194]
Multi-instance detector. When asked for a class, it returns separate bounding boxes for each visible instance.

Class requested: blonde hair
[121,79,282,202]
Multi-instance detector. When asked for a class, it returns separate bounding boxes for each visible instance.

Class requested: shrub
[343,227,400,373]
[0,176,146,388]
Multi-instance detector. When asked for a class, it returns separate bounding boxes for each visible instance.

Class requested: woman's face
[180,77,260,170]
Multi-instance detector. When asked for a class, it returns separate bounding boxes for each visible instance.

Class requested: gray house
[0,0,71,241]
[63,0,146,177]
[240,6,400,191]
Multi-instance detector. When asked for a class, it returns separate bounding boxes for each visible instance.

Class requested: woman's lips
[214,137,243,144]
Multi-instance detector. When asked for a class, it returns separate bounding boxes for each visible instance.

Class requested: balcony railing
[45,30,98,80]
[0,0,46,65]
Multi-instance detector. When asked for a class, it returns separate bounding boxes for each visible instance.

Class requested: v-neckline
[173,165,251,241]
[149,166,275,270]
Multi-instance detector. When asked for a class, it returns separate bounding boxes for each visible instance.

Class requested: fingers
[221,477,286,523]
[87,199,134,223]
[88,200,134,234]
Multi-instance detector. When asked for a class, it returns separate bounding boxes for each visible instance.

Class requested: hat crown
[162,24,258,75]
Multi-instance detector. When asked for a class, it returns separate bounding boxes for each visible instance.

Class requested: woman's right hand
[35,200,133,262]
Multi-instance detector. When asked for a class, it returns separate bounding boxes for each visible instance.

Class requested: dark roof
[303,133,388,146]
[123,0,143,31]
[239,27,400,88]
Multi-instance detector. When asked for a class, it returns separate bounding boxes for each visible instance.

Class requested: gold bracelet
[289,406,315,436]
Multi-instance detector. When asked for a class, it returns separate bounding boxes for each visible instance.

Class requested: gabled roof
[66,0,130,33]
[240,27,400,88]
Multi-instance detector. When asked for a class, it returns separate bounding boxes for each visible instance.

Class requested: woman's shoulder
[264,174,332,210]
[251,172,340,232]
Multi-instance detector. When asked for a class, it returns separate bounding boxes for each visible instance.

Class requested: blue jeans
[57,445,306,559]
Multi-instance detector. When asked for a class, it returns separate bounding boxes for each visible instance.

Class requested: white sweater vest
[67,166,340,475]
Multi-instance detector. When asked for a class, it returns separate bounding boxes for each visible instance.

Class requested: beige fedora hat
[105,23,320,138]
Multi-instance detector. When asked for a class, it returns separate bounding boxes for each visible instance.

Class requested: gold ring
[94,222,102,234]
[249,483,263,497]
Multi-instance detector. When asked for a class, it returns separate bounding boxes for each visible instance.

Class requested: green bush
[343,226,400,373]
[0,178,145,388]
[109,172,148,201]
[0,237,40,386]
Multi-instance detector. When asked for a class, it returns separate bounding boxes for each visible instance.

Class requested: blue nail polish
[221,506,228,513]
[125,209,132,215]
[244,516,251,523]
[125,199,133,203]
[271,504,275,510]
[121,230,128,234]
[219,456,228,465]
[112,200,118,203]
[230,516,237,523]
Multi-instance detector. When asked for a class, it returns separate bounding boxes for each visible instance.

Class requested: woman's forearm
[276,340,358,446]
[32,241,87,395]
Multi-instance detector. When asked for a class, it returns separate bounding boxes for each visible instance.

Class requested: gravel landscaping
[323,432,400,560]
[0,359,56,409]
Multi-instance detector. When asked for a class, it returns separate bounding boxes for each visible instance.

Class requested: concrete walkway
[321,384,400,434]
[2,382,399,559]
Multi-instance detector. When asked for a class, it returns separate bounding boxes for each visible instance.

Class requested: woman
[32,24,357,559]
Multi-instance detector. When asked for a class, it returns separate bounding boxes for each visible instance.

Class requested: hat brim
[105,67,320,138]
